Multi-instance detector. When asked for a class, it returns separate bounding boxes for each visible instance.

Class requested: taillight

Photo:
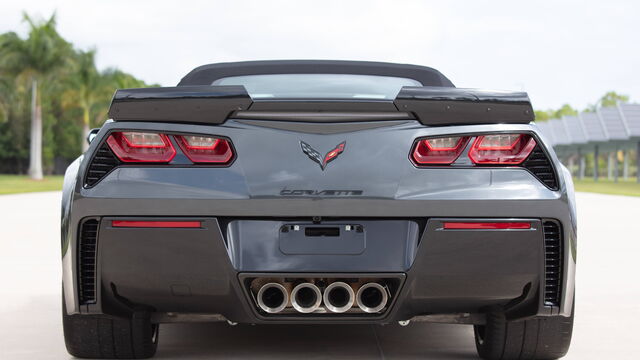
[112,220,202,228]
[468,134,536,164]
[411,136,470,165]
[443,222,532,230]
[106,132,176,162]
[176,135,234,164]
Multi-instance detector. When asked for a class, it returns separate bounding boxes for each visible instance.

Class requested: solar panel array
[536,102,640,149]
[620,104,640,137]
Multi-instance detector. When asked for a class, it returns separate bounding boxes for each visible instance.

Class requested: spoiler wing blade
[108,85,252,123]
[108,85,534,125]
[394,87,534,125]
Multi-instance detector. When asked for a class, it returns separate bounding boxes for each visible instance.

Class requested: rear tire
[474,305,573,360]
[62,295,158,359]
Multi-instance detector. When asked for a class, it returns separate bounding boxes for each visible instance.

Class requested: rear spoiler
[108,86,534,125]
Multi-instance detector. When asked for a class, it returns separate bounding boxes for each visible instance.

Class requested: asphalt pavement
[0,191,638,359]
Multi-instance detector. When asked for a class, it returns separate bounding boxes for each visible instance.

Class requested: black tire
[63,295,158,359]
[474,305,574,360]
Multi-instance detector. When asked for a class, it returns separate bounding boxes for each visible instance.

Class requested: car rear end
[61,61,576,359]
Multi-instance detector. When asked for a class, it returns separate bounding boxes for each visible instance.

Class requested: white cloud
[1,0,638,109]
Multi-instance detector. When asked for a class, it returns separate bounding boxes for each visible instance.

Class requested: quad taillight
[468,134,536,164]
[176,135,233,164]
[106,131,233,164]
[412,136,470,165]
[411,133,536,166]
[107,132,176,163]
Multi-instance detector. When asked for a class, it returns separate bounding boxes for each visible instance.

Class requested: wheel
[62,294,158,359]
[474,305,574,360]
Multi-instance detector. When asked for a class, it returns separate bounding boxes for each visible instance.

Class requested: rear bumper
[63,202,575,323]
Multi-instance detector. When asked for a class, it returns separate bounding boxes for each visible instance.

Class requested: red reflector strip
[443,222,531,230]
[112,221,201,228]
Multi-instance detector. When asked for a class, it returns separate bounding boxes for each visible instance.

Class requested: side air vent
[543,221,562,307]
[78,219,99,305]
[523,146,558,190]
[85,143,120,187]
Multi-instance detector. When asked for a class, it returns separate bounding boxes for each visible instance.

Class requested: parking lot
[1,191,638,359]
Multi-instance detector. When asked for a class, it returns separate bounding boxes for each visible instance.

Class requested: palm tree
[0,13,71,179]
[62,50,111,152]
[103,68,150,89]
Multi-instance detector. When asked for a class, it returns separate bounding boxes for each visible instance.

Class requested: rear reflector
[176,135,234,164]
[112,220,201,228]
[106,132,176,163]
[443,222,531,229]
[411,136,470,165]
[468,134,536,165]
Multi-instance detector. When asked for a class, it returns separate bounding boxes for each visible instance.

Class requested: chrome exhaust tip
[257,282,288,313]
[356,282,388,313]
[323,281,355,313]
[291,283,322,313]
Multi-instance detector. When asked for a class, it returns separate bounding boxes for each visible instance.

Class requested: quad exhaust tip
[257,282,288,313]
[323,281,355,313]
[291,283,322,313]
[356,282,388,313]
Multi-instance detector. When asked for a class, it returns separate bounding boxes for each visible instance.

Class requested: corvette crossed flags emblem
[300,141,346,170]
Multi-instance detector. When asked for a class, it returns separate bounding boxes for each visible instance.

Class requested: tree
[598,91,629,108]
[0,68,31,173]
[102,68,151,89]
[584,91,630,112]
[534,104,577,122]
[0,13,71,179]
[62,50,111,151]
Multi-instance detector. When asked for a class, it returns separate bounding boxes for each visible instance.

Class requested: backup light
[106,132,176,163]
[468,134,536,164]
[411,136,470,165]
[176,135,234,164]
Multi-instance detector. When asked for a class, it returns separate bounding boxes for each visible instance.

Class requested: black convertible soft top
[178,60,455,88]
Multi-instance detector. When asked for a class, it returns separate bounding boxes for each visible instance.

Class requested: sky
[2,0,639,110]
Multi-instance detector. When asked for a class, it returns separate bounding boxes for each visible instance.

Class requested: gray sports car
[61,60,576,359]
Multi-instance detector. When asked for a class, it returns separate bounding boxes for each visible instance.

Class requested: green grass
[573,177,640,197]
[0,175,64,195]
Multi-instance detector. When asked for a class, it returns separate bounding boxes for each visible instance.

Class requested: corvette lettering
[280,189,363,196]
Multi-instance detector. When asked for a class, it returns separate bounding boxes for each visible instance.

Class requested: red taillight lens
[443,222,532,230]
[106,132,176,162]
[112,220,201,228]
[176,135,234,164]
[468,134,536,165]
[411,136,470,165]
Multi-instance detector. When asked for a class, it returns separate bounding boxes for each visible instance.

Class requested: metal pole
[637,141,640,183]
[623,150,629,180]
[594,145,599,182]
[607,152,613,180]
[568,155,575,176]
[578,148,585,179]
[614,147,619,183]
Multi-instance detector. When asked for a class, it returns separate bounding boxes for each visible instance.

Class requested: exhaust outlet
[291,283,322,313]
[356,282,388,313]
[323,282,355,313]
[257,282,288,313]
